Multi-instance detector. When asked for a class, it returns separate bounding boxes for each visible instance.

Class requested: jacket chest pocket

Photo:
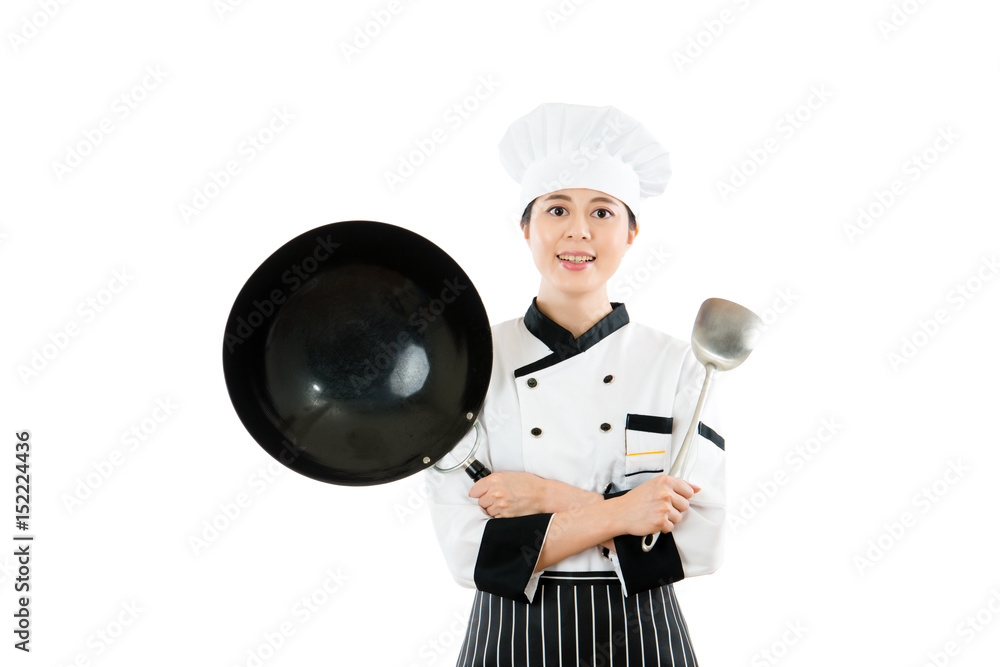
[624,413,672,482]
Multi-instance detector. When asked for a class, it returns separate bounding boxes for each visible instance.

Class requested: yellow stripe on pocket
[624,414,671,478]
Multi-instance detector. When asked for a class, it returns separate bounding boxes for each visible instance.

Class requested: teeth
[558,254,595,263]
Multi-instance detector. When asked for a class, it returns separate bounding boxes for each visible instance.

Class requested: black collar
[515,297,629,377]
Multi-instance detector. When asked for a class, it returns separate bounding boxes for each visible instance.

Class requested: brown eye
[547,206,567,216]
[593,208,614,219]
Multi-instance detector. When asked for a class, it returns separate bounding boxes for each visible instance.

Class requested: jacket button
[526,378,537,388]
[600,422,612,432]
[603,374,614,384]
[530,427,542,437]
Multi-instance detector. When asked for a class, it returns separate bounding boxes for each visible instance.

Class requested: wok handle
[460,420,491,481]
[642,364,717,552]
[465,458,492,482]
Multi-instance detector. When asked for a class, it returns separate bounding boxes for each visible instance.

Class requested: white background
[2,1,999,665]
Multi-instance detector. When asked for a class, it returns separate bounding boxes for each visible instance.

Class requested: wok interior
[222,221,492,486]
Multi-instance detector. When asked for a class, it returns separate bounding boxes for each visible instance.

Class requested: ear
[521,222,530,243]
[625,223,638,249]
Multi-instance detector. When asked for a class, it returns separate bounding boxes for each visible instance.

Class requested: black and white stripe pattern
[456,572,698,667]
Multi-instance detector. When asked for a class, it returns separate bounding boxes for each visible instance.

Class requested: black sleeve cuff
[474,513,554,602]
[604,489,685,594]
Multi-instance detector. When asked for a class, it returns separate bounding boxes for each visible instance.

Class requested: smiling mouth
[557,254,595,263]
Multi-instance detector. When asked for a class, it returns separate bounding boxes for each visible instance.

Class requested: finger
[673,480,696,499]
[469,480,490,499]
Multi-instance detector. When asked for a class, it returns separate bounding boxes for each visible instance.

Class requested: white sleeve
[668,345,727,578]
[427,425,490,589]
[427,419,555,602]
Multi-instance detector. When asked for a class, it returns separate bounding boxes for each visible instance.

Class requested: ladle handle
[642,364,717,552]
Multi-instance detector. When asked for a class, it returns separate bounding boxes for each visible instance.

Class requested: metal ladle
[642,298,763,552]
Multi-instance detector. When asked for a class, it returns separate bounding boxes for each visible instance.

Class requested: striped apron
[456,571,699,667]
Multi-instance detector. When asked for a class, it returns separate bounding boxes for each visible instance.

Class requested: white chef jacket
[428,298,726,603]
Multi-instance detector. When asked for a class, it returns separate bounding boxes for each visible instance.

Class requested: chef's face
[522,188,636,299]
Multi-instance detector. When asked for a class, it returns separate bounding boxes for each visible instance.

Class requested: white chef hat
[498,102,671,218]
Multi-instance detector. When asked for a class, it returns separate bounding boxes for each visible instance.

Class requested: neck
[534,284,613,339]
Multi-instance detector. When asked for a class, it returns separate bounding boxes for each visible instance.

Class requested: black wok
[222,220,492,486]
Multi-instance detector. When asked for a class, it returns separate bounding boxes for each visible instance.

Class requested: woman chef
[428,103,727,667]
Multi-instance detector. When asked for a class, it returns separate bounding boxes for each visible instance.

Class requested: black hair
[520,197,637,232]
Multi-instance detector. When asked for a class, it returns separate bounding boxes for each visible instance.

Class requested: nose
[564,209,590,239]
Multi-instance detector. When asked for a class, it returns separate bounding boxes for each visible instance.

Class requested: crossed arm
[468,471,700,573]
